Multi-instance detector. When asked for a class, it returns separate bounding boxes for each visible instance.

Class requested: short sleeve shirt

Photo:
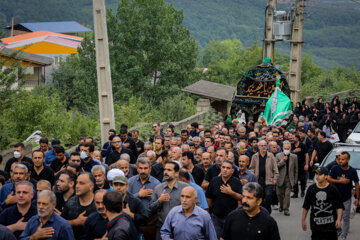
[206,176,242,218]
[329,165,359,201]
[303,184,344,232]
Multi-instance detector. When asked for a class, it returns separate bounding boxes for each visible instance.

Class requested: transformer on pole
[263,0,306,104]
[93,0,115,146]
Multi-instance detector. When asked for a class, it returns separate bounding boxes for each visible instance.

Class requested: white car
[346,121,360,144]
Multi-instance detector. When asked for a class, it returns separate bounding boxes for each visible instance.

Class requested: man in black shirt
[206,160,243,239]
[120,127,139,158]
[151,150,170,182]
[310,131,333,167]
[50,145,68,176]
[0,181,37,238]
[202,147,239,191]
[291,134,309,198]
[55,170,76,212]
[81,189,108,240]
[91,165,110,192]
[61,173,96,239]
[221,182,280,240]
[181,151,205,186]
[112,175,149,230]
[131,129,144,154]
[5,142,32,174]
[30,150,55,186]
[302,167,343,240]
[108,135,136,164]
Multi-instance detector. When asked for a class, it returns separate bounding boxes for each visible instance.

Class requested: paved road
[272,191,360,240]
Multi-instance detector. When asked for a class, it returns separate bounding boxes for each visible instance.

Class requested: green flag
[264,79,292,125]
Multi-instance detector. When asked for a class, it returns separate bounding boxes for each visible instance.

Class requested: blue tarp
[20,21,91,33]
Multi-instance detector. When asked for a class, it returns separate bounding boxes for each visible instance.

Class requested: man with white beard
[19,190,75,239]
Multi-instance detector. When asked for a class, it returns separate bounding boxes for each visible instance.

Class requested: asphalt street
[272,189,360,240]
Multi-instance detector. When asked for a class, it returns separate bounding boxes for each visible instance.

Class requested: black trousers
[294,170,307,195]
[311,230,337,240]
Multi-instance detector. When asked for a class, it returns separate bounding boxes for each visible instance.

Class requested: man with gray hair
[221,183,280,240]
[91,165,110,192]
[276,140,298,216]
[128,157,161,211]
[0,181,37,238]
[0,164,34,209]
[20,190,75,239]
[249,140,279,214]
[161,186,217,240]
[146,150,157,166]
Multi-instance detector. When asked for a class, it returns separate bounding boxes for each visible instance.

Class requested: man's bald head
[182,186,197,199]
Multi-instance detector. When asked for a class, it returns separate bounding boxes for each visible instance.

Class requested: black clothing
[0,170,9,181]
[30,166,55,185]
[314,140,333,164]
[258,153,267,181]
[123,137,139,158]
[291,142,308,170]
[61,195,96,239]
[81,211,107,240]
[245,148,257,163]
[190,165,205,186]
[107,213,133,240]
[206,176,242,219]
[124,192,149,227]
[222,208,280,240]
[4,156,32,173]
[80,159,100,173]
[302,136,314,155]
[0,224,16,240]
[0,204,37,238]
[108,147,136,164]
[303,184,344,233]
[150,162,165,182]
[149,132,165,143]
[55,191,74,212]
[204,164,239,183]
[50,157,68,173]
[93,181,110,192]
[135,139,144,154]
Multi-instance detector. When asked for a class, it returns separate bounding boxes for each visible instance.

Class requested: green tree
[202,39,243,66]
[107,0,198,104]
[52,35,98,113]
[203,41,263,86]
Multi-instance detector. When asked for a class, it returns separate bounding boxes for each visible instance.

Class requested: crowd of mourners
[0,96,359,240]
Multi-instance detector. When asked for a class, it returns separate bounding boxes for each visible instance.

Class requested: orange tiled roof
[0,30,83,44]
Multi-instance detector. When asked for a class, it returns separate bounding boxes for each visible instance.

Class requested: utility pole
[288,0,305,104]
[263,0,277,61]
[92,0,115,146]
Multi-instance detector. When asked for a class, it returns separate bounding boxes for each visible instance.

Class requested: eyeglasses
[113,141,121,144]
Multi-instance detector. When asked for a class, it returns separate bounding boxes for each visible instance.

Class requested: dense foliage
[1,0,359,69]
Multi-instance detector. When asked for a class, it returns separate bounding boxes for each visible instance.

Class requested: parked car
[318,143,360,177]
[346,121,360,144]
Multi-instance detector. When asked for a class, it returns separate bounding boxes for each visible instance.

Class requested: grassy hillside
[1,0,359,69]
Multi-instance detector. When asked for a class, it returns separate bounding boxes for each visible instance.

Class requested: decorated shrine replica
[230,58,291,121]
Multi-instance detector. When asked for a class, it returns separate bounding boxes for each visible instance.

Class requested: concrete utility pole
[93,0,115,146]
[263,0,277,61]
[288,0,305,104]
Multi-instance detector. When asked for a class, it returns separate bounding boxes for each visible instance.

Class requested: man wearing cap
[302,166,344,240]
[112,175,149,230]
[328,151,360,240]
